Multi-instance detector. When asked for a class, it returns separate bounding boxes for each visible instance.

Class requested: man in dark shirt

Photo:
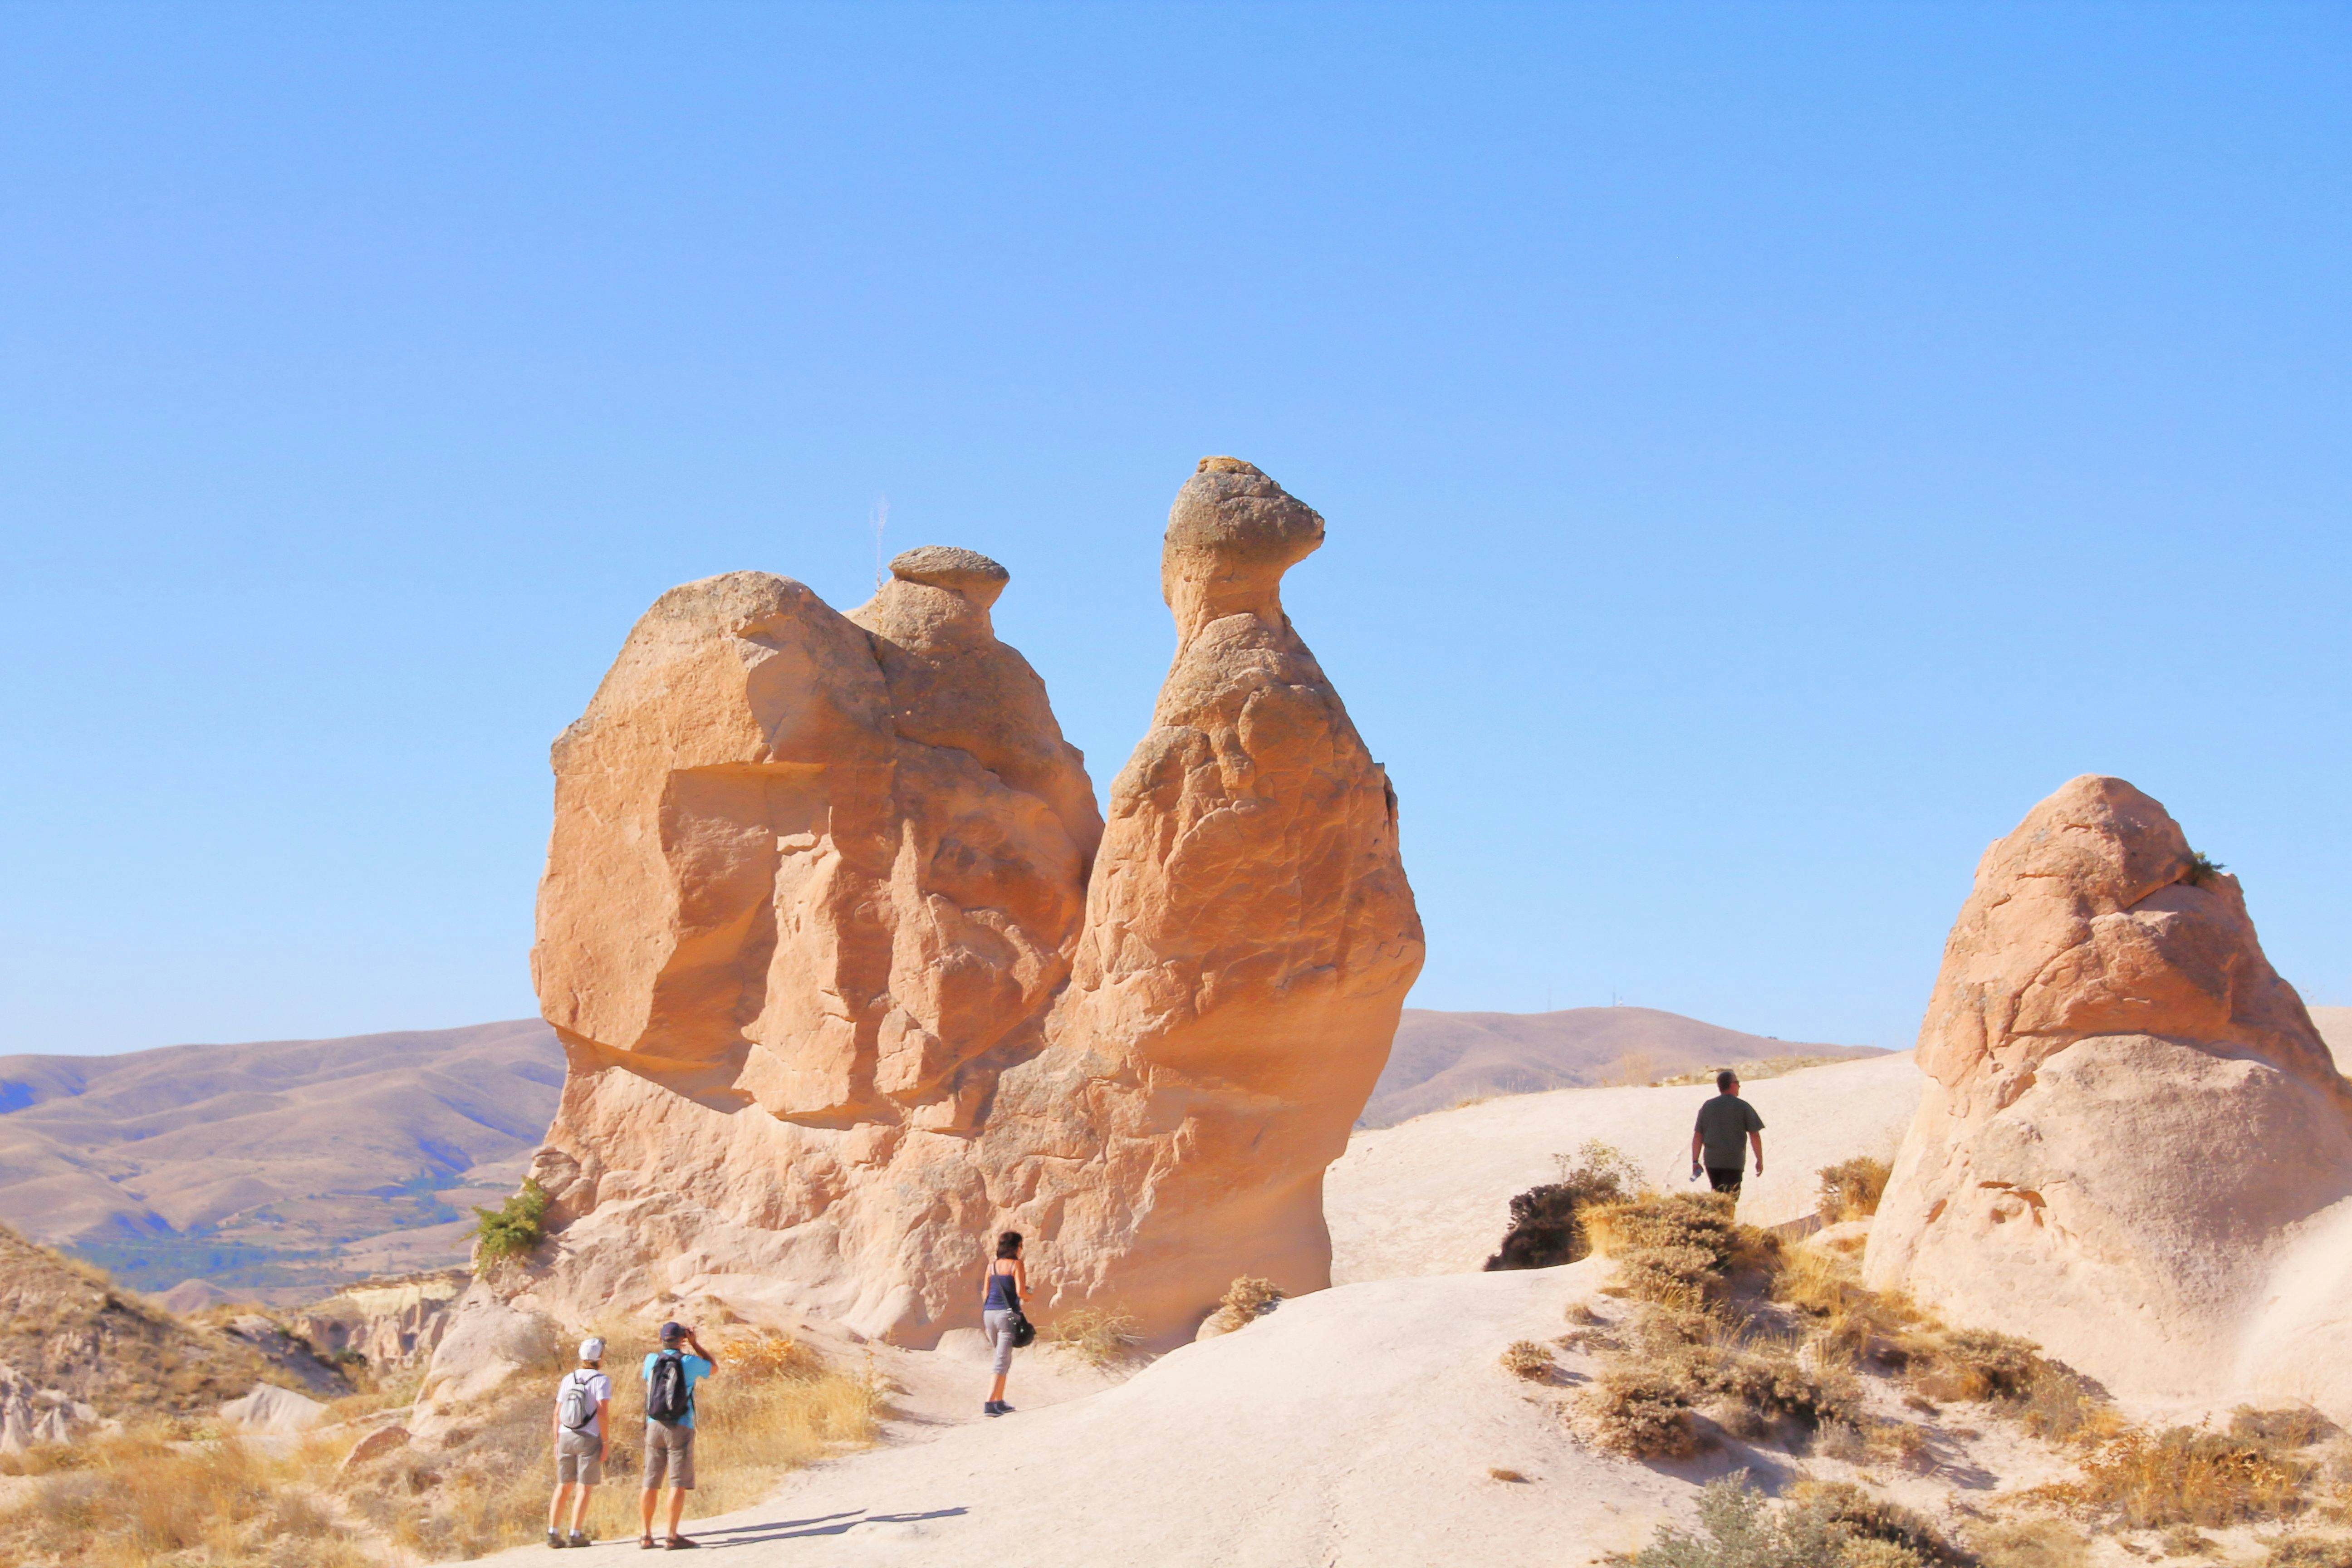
[1690,1069,1765,1195]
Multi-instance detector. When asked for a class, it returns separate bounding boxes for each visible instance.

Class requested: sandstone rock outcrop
[1865,775,2352,1414]
[490,459,1421,1359]
[284,1269,463,1370]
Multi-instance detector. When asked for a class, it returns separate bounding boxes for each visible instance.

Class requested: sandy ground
[462,1259,1705,1568]
[443,1027,2352,1568]
[1326,1053,1925,1281]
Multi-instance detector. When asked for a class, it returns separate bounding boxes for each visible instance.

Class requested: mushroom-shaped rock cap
[1162,457,1325,636]
[889,546,1009,609]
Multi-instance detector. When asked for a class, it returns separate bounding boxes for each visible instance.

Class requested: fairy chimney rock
[491,461,1421,1367]
[1865,775,2352,1412]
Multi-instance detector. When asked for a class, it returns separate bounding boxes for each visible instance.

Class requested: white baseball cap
[578,1336,605,1362]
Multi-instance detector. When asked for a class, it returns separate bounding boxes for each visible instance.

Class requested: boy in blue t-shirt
[637,1322,718,1550]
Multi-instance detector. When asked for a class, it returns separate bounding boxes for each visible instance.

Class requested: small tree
[473,1178,550,1265]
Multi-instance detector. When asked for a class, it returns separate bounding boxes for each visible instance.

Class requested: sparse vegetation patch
[1485,1141,1645,1272]
[1607,1470,1967,1568]
[1815,1157,1891,1221]
[1200,1275,1285,1338]
[1049,1304,1145,1366]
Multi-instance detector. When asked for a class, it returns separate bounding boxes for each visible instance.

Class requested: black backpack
[646,1350,691,1426]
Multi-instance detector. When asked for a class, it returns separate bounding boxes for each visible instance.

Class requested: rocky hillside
[0,1221,315,1443]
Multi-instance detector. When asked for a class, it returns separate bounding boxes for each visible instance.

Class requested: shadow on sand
[686,1506,970,1547]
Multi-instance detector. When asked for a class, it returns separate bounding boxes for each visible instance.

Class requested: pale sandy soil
[459,1260,1700,1568]
[443,1033,2352,1568]
[1326,1053,1924,1281]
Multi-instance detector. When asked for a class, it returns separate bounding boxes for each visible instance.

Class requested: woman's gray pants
[982,1308,1017,1376]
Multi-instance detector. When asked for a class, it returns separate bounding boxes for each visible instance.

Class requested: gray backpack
[557,1371,598,1432]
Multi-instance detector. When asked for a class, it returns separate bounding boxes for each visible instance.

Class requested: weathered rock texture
[1865,775,2352,1415]
[501,459,1421,1355]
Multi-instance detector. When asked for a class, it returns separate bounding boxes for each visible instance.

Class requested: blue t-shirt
[642,1352,714,1429]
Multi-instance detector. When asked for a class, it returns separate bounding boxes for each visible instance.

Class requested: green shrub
[2185,851,2227,886]
[472,1178,550,1264]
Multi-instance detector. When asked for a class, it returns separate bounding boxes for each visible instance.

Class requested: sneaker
[548,1529,567,1548]
[568,1532,593,1548]
[983,1401,1004,1416]
[995,1401,1016,1414]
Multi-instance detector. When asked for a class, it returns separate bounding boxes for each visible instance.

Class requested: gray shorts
[642,1421,696,1490]
[555,1428,603,1484]
[982,1308,1018,1376]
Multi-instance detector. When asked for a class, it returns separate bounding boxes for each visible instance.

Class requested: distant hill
[1359,1005,1883,1128]
[0,1020,560,1297]
[0,1006,1889,1293]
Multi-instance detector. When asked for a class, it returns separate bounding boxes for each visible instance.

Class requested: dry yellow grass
[1199,1276,1286,1338]
[2048,1425,2312,1529]
[1048,1304,1145,1366]
[0,1426,377,1567]
[341,1324,886,1558]
[1816,1157,1891,1221]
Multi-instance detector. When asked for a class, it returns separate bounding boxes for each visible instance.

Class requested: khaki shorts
[554,1428,603,1485]
[642,1421,696,1490]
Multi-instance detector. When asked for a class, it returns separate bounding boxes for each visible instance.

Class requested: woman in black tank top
[981,1230,1028,1416]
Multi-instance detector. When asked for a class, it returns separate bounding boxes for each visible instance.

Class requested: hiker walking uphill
[547,1337,611,1550]
[639,1322,716,1551]
[1690,1069,1765,1195]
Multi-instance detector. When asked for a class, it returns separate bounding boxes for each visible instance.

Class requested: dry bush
[1590,1365,1700,1458]
[1486,1142,1647,1272]
[2267,1539,2352,1568]
[1781,1480,1964,1564]
[1965,1518,2089,1568]
[1048,1305,1144,1367]
[1579,1196,1855,1458]
[1499,1341,1554,1381]
[1583,1192,1744,1276]
[1815,1158,1891,1222]
[1767,1241,2112,1446]
[2233,1406,2341,1451]
[1200,1277,1285,1337]
[2055,1425,2310,1529]
[1611,1470,1960,1568]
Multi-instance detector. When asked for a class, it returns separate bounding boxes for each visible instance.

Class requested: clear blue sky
[4,4,2347,1057]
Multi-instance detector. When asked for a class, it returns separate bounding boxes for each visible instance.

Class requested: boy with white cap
[547,1335,612,1548]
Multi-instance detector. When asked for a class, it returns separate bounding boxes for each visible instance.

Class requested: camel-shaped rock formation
[511,458,1423,1348]
[1865,775,2352,1416]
